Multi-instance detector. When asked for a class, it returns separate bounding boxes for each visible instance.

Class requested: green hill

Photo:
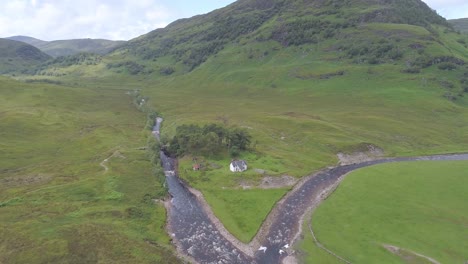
[0,39,51,74]
[449,18,468,33]
[7,36,125,57]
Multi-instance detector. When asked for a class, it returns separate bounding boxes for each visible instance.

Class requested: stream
[153,117,468,264]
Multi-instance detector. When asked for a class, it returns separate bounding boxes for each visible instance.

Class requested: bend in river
[153,118,468,264]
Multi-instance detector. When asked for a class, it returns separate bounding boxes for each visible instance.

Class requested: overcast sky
[0,0,467,41]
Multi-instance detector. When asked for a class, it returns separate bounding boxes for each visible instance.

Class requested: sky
[0,0,467,41]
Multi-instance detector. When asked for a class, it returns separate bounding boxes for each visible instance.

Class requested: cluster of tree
[340,38,403,64]
[354,0,449,28]
[271,19,352,46]
[45,53,102,67]
[164,124,252,158]
[460,71,468,93]
[445,69,468,101]
[172,41,225,70]
[159,66,175,75]
[106,61,153,75]
[403,55,465,73]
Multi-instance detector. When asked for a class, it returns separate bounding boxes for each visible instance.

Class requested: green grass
[204,188,289,243]
[0,77,179,263]
[298,161,468,264]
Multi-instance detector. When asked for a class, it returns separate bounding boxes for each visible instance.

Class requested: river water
[153,117,468,264]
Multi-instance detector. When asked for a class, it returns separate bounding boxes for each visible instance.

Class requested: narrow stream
[153,117,468,264]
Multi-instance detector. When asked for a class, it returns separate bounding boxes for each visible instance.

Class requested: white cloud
[0,0,172,40]
[422,0,468,19]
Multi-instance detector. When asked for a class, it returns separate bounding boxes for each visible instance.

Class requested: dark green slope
[449,18,468,33]
[7,36,125,57]
[120,0,451,70]
[0,39,51,74]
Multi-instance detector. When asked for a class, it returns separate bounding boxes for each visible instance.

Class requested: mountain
[120,0,451,71]
[449,18,468,33]
[6,36,47,47]
[0,38,51,74]
[7,36,125,57]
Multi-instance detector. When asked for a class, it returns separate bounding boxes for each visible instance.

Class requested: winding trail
[99,148,125,173]
[153,117,468,264]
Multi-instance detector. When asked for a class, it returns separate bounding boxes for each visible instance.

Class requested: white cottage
[230,160,248,172]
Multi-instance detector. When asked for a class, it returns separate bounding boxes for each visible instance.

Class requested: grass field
[298,161,468,264]
[0,77,179,263]
[22,29,468,244]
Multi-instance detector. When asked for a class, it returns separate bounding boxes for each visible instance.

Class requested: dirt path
[99,149,125,173]
[383,244,441,264]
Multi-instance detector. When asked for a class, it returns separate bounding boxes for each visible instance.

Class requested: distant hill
[7,36,125,57]
[449,18,468,33]
[0,38,51,74]
[6,36,47,47]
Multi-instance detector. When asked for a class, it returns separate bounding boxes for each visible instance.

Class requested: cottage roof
[231,160,247,167]
[230,160,248,172]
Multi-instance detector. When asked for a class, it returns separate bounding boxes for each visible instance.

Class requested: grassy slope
[0,77,179,263]
[299,161,468,264]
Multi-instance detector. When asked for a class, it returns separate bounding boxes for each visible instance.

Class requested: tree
[228,128,251,151]
[165,123,252,157]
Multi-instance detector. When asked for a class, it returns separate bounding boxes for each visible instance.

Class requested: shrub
[438,62,458,71]
[159,66,175,75]
[402,67,421,74]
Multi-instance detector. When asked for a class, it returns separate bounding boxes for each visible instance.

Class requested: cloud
[0,0,173,40]
[422,0,468,19]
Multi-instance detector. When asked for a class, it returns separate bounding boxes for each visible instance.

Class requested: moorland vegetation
[1,0,468,262]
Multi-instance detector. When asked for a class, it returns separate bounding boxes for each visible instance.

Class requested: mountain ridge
[449,18,468,33]
[0,38,51,74]
[7,35,125,57]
